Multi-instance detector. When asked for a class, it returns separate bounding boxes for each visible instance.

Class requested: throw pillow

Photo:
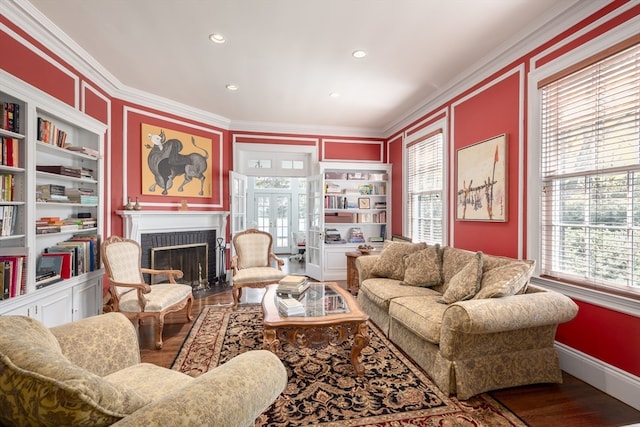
[438,251,483,304]
[371,240,427,280]
[474,260,535,299]
[401,245,443,287]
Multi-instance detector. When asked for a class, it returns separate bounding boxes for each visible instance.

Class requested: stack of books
[277,274,309,296]
[278,297,305,317]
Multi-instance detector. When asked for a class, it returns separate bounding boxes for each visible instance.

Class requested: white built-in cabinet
[306,161,391,281]
[0,71,105,327]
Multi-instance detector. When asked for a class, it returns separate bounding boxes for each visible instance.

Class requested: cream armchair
[0,312,288,426]
[101,235,194,349]
[231,228,286,309]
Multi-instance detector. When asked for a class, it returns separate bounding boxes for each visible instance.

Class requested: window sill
[531,276,640,318]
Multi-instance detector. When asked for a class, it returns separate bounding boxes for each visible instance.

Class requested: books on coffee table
[277,274,309,296]
[278,297,305,317]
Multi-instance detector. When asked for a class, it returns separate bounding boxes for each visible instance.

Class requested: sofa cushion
[389,295,447,344]
[439,246,477,287]
[401,245,443,287]
[474,260,535,299]
[105,363,193,402]
[0,316,150,427]
[360,277,440,310]
[371,240,427,280]
[438,252,483,304]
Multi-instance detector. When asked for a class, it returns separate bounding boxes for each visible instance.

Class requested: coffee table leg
[351,321,369,376]
[263,326,279,353]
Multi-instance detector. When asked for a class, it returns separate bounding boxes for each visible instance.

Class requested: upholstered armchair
[101,235,194,349]
[0,312,288,426]
[231,228,286,309]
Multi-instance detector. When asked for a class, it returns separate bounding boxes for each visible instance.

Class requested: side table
[346,251,362,294]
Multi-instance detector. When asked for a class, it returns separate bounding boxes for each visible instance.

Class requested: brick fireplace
[117,210,229,288]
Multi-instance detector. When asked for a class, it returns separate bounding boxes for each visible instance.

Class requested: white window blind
[406,130,444,245]
[540,40,640,289]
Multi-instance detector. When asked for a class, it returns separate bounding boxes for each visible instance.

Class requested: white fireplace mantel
[117,210,229,244]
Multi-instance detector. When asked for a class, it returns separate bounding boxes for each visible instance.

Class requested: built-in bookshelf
[307,162,391,281]
[0,72,105,326]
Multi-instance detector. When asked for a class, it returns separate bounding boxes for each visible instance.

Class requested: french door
[255,193,291,254]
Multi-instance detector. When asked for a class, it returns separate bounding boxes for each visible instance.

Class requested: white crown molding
[229,119,384,139]
[384,0,597,137]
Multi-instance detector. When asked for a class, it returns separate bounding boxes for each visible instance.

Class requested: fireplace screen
[151,243,208,289]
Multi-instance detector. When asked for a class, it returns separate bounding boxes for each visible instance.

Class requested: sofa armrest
[356,254,380,284]
[442,290,578,335]
[112,350,287,427]
[50,312,141,377]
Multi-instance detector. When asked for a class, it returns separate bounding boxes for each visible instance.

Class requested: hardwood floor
[138,259,640,427]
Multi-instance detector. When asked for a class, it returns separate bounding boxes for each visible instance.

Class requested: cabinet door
[0,300,34,317]
[323,246,350,281]
[72,278,101,320]
[39,289,73,327]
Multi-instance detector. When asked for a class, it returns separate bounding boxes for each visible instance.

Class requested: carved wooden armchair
[101,235,194,349]
[231,229,285,309]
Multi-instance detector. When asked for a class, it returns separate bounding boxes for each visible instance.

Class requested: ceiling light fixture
[329,91,341,98]
[209,33,226,44]
[226,84,239,91]
[352,50,367,59]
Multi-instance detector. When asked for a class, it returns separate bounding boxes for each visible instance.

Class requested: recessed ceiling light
[352,50,367,59]
[329,91,341,98]
[209,33,226,44]
[226,84,239,91]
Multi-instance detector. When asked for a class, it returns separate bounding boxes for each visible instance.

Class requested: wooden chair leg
[185,295,194,321]
[155,314,164,350]
[232,286,243,310]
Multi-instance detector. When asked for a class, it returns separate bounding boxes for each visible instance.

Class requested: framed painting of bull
[141,124,213,197]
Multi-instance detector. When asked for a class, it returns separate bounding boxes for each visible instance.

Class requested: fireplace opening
[141,230,218,290]
[151,243,209,290]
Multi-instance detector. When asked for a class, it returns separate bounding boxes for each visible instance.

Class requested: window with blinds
[406,130,444,245]
[539,40,639,290]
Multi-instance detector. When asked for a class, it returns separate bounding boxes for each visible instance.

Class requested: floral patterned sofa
[0,312,287,426]
[356,241,579,400]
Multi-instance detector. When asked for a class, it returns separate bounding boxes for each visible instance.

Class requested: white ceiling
[25,0,578,134]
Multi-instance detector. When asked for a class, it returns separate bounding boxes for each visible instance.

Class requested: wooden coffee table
[261,282,370,376]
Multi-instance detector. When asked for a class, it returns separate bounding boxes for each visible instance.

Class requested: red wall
[383,2,640,377]
[451,71,521,258]
[1,2,638,378]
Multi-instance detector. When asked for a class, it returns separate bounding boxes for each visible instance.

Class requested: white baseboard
[556,342,640,411]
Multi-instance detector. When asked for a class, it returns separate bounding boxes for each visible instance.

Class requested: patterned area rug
[171,305,526,427]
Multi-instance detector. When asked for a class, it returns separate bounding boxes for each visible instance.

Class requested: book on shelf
[1,102,20,133]
[1,260,10,300]
[64,217,97,229]
[0,248,27,299]
[36,184,66,202]
[67,233,101,270]
[42,252,73,279]
[45,245,78,276]
[0,137,19,167]
[54,241,86,275]
[0,205,17,236]
[66,146,99,157]
[36,165,82,178]
[0,173,15,202]
[35,254,64,289]
[37,117,67,147]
